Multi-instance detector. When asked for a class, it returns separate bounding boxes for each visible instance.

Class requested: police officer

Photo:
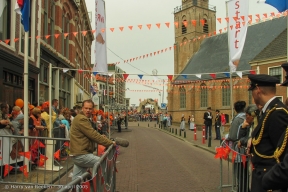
[246,74,288,192]
[214,109,221,140]
[262,63,288,191]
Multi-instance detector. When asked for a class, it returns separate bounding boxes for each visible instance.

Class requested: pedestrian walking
[180,114,185,131]
[189,115,195,131]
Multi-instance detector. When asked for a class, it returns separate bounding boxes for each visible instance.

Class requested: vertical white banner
[93,0,107,73]
[227,0,249,72]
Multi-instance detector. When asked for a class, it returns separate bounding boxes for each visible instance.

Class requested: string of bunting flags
[0,12,286,67]
[214,140,248,167]
[0,139,69,178]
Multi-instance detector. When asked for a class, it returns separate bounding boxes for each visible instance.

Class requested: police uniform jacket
[215,114,221,126]
[203,111,212,126]
[250,98,288,192]
[262,128,288,191]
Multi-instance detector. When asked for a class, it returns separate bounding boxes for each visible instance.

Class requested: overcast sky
[85,0,277,106]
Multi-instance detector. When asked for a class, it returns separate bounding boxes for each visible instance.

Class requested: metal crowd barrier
[0,134,71,188]
[218,139,250,192]
[57,145,117,192]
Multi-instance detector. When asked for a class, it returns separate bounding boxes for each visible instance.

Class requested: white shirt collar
[262,96,276,113]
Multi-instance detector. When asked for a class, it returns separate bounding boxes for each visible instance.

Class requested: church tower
[174,0,216,74]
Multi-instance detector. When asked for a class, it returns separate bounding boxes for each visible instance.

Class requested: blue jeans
[72,154,100,180]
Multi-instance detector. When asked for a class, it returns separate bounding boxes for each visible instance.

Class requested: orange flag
[45,35,50,39]
[64,33,69,38]
[225,17,229,23]
[38,154,48,167]
[73,32,78,37]
[128,26,133,30]
[19,151,31,160]
[191,20,196,26]
[165,22,170,28]
[54,34,60,38]
[156,23,161,29]
[19,165,28,178]
[82,181,91,192]
[146,24,151,29]
[54,150,60,160]
[110,28,114,32]
[119,27,124,31]
[82,31,87,36]
[14,38,19,42]
[174,22,178,28]
[217,18,221,23]
[138,25,142,29]
[31,139,45,150]
[4,164,13,177]
[64,141,70,147]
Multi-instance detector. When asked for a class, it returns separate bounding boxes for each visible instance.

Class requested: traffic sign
[161,103,167,109]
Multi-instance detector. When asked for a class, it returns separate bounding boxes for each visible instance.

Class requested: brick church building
[168,0,288,127]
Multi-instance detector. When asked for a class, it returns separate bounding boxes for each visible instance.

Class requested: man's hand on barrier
[0,120,9,125]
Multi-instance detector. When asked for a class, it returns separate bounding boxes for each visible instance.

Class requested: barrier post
[202,125,205,144]
[179,130,182,136]
[194,125,197,140]
[175,129,177,135]
[184,131,186,138]
[148,123,149,127]
[172,128,174,133]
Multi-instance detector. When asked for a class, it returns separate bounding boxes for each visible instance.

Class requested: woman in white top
[189,115,195,130]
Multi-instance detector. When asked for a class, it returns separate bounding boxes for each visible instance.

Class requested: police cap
[248,74,279,91]
[281,63,288,86]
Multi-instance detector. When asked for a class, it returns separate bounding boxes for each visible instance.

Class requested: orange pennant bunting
[91,29,96,33]
[4,164,13,177]
[200,19,205,26]
[14,38,19,42]
[156,23,161,28]
[54,34,60,38]
[123,74,129,80]
[138,25,142,29]
[119,27,124,31]
[146,24,151,29]
[45,35,50,39]
[82,31,87,36]
[263,13,267,18]
[174,22,179,28]
[128,26,133,30]
[230,25,233,30]
[64,33,69,38]
[248,15,252,20]
[54,149,60,160]
[165,22,170,28]
[255,14,260,19]
[101,28,105,33]
[38,154,48,167]
[36,36,40,39]
[19,165,28,178]
[225,17,229,22]
[191,20,196,26]
[110,28,114,32]
[73,32,78,37]
[167,75,173,81]
[183,21,188,27]
[233,16,238,21]
[217,18,221,23]
[240,16,245,21]
[19,151,31,159]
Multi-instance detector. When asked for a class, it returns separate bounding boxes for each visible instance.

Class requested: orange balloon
[15,99,24,108]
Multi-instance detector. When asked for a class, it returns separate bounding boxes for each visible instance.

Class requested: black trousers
[205,124,212,139]
[117,123,121,132]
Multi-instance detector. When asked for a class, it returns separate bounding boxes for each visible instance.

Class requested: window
[0,0,11,43]
[269,67,282,81]
[200,83,208,107]
[179,87,186,108]
[221,82,230,106]
[182,19,187,34]
[50,2,55,47]
[203,18,208,33]
[43,0,48,40]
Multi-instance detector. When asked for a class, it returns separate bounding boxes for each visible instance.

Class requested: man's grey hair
[245,104,258,115]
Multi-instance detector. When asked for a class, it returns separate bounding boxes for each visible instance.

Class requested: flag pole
[23,31,30,172]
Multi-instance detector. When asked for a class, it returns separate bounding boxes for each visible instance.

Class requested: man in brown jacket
[70,100,116,180]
